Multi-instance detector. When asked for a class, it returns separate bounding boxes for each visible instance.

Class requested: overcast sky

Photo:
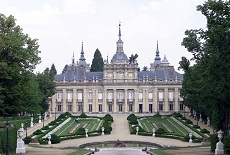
[0,0,207,74]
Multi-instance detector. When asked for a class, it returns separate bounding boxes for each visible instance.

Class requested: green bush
[103,114,113,122]
[50,134,60,144]
[127,114,137,120]
[173,112,182,117]
[75,127,86,135]
[210,134,218,152]
[193,125,200,129]
[185,120,193,124]
[49,121,57,126]
[200,128,210,134]
[23,136,32,144]
[33,129,43,135]
[79,113,88,118]
[129,120,138,125]
[41,126,49,130]
[155,128,166,135]
[223,135,230,154]
[38,139,49,144]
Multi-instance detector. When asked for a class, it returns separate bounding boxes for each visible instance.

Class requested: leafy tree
[129,54,138,64]
[90,48,103,72]
[50,63,57,77]
[142,66,148,71]
[178,56,190,72]
[0,13,41,116]
[36,68,56,114]
[181,0,230,135]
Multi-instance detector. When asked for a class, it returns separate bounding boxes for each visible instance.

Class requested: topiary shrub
[75,127,86,135]
[185,120,193,124]
[200,128,210,134]
[155,128,166,135]
[79,113,88,118]
[223,135,230,154]
[41,126,49,130]
[129,120,138,125]
[23,137,32,144]
[33,129,43,135]
[193,125,200,129]
[103,114,113,122]
[127,114,137,121]
[50,134,60,144]
[173,112,182,117]
[39,139,49,144]
[49,121,57,126]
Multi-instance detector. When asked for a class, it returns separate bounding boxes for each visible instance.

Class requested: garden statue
[30,117,34,127]
[102,127,105,135]
[215,130,224,155]
[48,134,52,145]
[39,115,41,123]
[16,124,26,154]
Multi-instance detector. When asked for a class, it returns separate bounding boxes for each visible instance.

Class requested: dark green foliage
[33,129,43,135]
[0,128,17,154]
[223,135,230,154]
[181,0,230,136]
[154,112,162,118]
[39,139,49,144]
[79,113,88,118]
[155,128,166,135]
[103,114,113,122]
[41,126,49,130]
[173,113,182,117]
[90,48,104,72]
[200,128,210,134]
[193,125,200,129]
[185,120,193,124]
[127,114,137,120]
[75,127,86,135]
[127,114,138,124]
[210,134,218,153]
[50,134,60,144]
[50,63,57,77]
[23,136,32,144]
[49,121,57,126]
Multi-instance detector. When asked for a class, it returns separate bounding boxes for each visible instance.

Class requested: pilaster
[164,88,169,112]
[103,89,107,113]
[124,89,128,112]
[113,89,117,113]
[83,89,88,113]
[72,89,77,113]
[62,89,67,112]
[134,89,139,113]
[153,88,158,112]
[175,88,179,112]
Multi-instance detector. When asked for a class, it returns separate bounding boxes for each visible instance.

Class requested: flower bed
[69,123,80,133]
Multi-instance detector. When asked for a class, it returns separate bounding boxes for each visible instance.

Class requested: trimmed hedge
[51,134,60,144]
[224,135,230,154]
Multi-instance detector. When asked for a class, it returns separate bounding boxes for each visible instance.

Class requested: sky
[0,0,207,74]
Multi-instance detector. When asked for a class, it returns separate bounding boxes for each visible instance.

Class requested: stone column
[164,88,169,112]
[113,89,117,113]
[72,89,77,113]
[103,89,107,113]
[83,89,88,113]
[153,88,158,112]
[174,88,179,112]
[145,89,149,113]
[134,89,139,113]
[124,89,128,113]
[92,89,96,112]
[62,89,67,112]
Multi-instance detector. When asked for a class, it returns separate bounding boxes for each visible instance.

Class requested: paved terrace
[24,113,214,155]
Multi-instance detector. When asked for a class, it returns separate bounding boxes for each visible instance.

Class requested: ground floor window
[78,104,83,112]
[99,104,102,112]
[57,103,62,111]
[149,104,153,113]
[67,103,72,112]
[179,103,184,111]
[118,104,123,112]
[89,104,92,112]
[169,103,174,111]
[159,102,163,111]
[108,104,112,112]
[129,104,133,112]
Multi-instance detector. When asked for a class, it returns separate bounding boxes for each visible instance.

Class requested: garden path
[110,114,130,138]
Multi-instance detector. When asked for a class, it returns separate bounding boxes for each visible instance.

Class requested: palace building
[49,24,184,114]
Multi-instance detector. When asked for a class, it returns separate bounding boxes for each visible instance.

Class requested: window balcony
[117,99,124,103]
[107,99,113,103]
[77,99,84,102]
[158,98,164,102]
[66,99,73,102]
[98,99,103,103]
[138,98,143,102]
[88,99,93,102]
[148,98,153,102]
[56,99,63,102]
[168,98,175,102]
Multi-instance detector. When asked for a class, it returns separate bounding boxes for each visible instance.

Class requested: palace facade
[49,24,184,114]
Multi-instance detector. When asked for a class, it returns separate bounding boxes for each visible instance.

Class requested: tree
[90,48,104,72]
[142,66,148,71]
[181,0,230,135]
[36,68,56,114]
[50,63,57,77]
[0,13,41,116]
[129,54,138,64]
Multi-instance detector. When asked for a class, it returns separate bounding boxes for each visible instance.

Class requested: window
[129,104,133,112]
[149,104,153,113]
[67,93,72,102]
[108,92,112,100]
[67,103,72,111]
[158,92,163,101]
[169,103,174,111]
[88,93,93,102]
[117,92,123,100]
[169,92,174,101]
[119,104,123,112]
[159,102,163,111]
[78,105,83,112]
[148,92,153,99]
[99,104,102,112]
[98,93,103,99]
[108,104,112,112]
[78,92,83,102]
[179,103,184,111]
[128,92,133,100]
[57,93,62,102]
[57,102,62,111]
[89,104,92,112]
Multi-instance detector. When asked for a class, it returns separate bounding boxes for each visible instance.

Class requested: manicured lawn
[139,116,191,137]
[54,117,102,136]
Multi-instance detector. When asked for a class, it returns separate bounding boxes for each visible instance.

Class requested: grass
[139,116,193,137]
[68,148,92,155]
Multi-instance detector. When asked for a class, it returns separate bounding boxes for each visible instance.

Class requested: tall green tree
[0,13,41,116]
[36,68,56,114]
[50,63,57,77]
[90,48,104,72]
[181,0,230,135]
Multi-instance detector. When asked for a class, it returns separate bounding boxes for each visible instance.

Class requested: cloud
[63,0,96,14]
